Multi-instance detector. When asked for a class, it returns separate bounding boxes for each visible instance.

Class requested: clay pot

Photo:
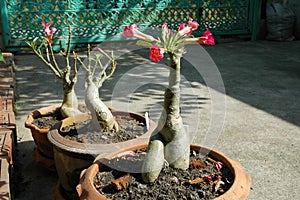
[48,110,155,199]
[76,144,251,200]
[25,104,61,170]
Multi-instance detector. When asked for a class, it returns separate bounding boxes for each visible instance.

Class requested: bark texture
[77,47,119,132]
[85,76,119,132]
[142,52,190,183]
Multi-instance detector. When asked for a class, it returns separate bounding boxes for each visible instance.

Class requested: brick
[0,71,13,78]
[0,77,14,86]
[0,112,15,126]
[0,52,14,67]
[0,156,12,200]
[0,130,13,160]
[0,88,14,99]
[0,99,13,112]
[0,66,15,81]
[0,112,17,148]
[0,130,14,167]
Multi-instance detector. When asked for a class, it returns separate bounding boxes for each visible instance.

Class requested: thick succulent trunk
[85,77,119,132]
[142,52,189,183]
[60,81,81,118]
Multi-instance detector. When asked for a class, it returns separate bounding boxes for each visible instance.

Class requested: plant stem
[142,51,189,183]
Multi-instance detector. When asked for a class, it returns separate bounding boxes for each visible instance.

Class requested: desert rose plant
[26,20,119,131]
[26,20,81,118]
[74,46,119,132]
[121,19,215,182]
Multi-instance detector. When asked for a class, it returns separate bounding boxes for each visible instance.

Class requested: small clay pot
[25,104,61,170]
[48,111,155,199]
[76,144,251,200]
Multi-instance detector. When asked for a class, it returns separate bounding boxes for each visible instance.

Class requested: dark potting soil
[32,104,88,129]
[62,115,146,144]
[32,108,63,129]
[94,150,234,200]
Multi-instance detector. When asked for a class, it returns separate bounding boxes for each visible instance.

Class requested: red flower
[149,44,164,62]
[198,30,215,45]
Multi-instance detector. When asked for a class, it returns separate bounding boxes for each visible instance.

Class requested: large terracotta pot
[24,104,61,170]
[76,144,251,200]
[48,110,156,200]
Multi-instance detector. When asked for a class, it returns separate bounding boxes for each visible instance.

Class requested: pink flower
[41,20,51,30]
[162,22,168,29]
[178,23,186,31]
[162,22,172,39]
[41,20,57,43]
[149,44,164,62]
[198,30,215,45]
[204,174,213,182]
[177,23,191,36]
[121,24,138,38]
[121,24,155,42]
[188,18,199,31]
[178,18,199,36]
[215,161,224,171]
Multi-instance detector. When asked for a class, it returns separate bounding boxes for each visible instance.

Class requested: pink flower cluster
[41,20,57,43]
[121,18,215,62]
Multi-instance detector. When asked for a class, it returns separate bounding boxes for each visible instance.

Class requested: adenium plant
[26,20,118,132]
[121,18,215,183]
[26,20,81,118]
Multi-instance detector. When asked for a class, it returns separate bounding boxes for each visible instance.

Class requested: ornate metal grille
[1,0,259,51]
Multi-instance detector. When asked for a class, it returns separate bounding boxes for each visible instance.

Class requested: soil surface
[32,104,88,129]
[32,108,63,129]
[62,115,146,144]
[94,149,233,200]
[32,106,147,144]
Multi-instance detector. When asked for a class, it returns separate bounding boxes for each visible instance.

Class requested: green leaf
[136,40,153,48]
[0,50,6,64]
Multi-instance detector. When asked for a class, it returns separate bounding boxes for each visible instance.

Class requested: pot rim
[24,104,62,133]
[47,111,156,155]
[77,144,251,200]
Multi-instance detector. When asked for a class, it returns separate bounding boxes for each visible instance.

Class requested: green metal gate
[1,0,259,51]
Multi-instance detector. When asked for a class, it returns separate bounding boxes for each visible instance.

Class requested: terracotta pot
[25,104,61,170]
[76,144,251,200]
[48,110,155,199]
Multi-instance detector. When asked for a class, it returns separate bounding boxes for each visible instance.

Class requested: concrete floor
[12,39,300,199]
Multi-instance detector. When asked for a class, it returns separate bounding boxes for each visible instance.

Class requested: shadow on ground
[204,40,300,127]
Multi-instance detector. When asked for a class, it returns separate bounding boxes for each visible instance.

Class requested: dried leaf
[189,177,205,185]
[94,180,104,189]
[191,159,207,169]
[112,174,131,191]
